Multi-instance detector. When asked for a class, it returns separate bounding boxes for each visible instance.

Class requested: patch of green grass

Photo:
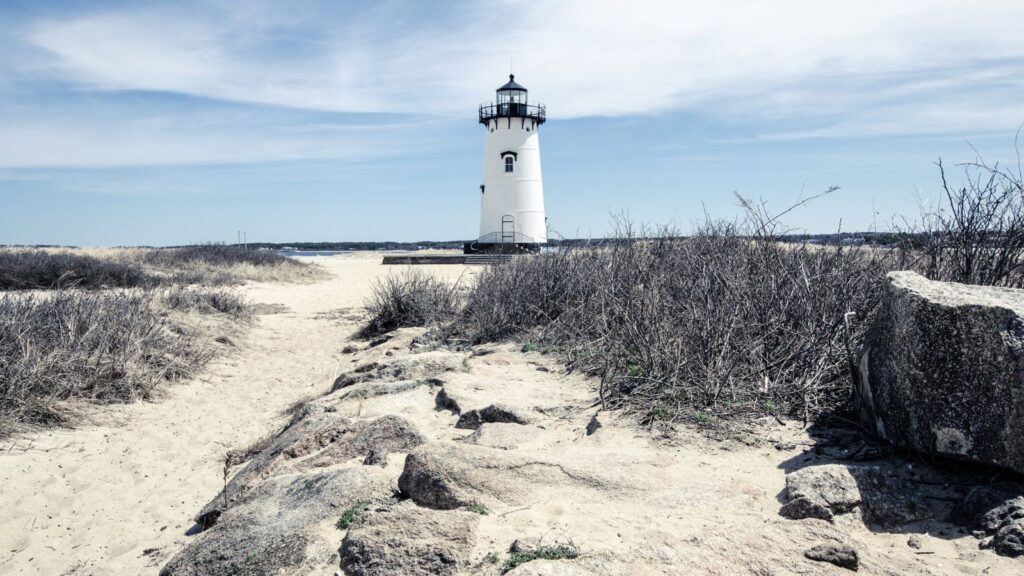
[461,357,472,373]
[336,501,370,530]
[626,363,643,378]
[762,401,779,415]
[501,545,579,574]
[522,342,557,355]
[646,407,671,422]
[483,552,500,564]
[464,503,489,515]
[693,412,713,426]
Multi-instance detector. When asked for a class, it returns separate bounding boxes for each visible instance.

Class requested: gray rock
[161,467,391,576]
[907,535,922,549]
[398,442,595,510]
[586,413,603,436]
[989,520,1024,557]
[435,388,462,415]
[780,465,862,522]
[340,502,479,576]
[197,414,424,527]
[950,486,1019,526]
[363,448,388,466]
[857,271,1024,474]
[804,544,859,571]
[970,496,1024,557]
[454,404,531,430]
[780,464,931,527]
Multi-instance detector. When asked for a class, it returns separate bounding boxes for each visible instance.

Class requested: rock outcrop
[340,502,480,576]
[857,271,1024,474]
[398,442,602,510]
[160,467,392,576]
[196,413,425,527]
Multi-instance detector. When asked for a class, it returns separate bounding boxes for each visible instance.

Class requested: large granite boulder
[857,271,1024,474]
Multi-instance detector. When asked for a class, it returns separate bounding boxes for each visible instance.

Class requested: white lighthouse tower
[467,74,547,253]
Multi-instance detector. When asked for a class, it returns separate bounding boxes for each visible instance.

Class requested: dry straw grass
[0,245,317,436]
[0,244,323,290]
[361,154,1024,424]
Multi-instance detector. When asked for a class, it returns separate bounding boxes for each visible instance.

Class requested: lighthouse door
[501,215,515,243]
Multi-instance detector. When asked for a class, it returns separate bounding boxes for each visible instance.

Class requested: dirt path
[0,254,466,575]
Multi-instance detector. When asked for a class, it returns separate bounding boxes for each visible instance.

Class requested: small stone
[354,362,379,374]
[455,404,530,430]
[804,544,859,571]
[907,535,922,549]
[363,448,388,467]
[435,388,461,415]
[586,413,603,436]
[341,344,359,354]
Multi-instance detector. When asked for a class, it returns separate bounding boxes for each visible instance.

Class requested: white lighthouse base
[463,233,543,254]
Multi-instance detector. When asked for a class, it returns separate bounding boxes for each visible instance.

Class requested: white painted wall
[479,116,546,243]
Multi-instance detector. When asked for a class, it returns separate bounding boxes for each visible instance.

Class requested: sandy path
[0,254,468,575]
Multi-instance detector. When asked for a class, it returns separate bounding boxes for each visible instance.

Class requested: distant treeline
[0,233,924,252]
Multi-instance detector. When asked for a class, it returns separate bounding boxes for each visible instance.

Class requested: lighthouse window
[504,156,514,173]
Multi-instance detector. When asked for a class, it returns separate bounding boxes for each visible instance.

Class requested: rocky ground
[164,326,1024,575]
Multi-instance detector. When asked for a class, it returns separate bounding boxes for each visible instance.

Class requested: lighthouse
[467,75,547,253]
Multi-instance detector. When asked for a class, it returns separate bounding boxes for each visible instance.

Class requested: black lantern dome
[479,75,546,125]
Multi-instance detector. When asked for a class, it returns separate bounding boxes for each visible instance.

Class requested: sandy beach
[2,253,1022,575]
[0,253,467,575]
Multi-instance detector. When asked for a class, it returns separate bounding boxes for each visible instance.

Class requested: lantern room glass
[497,89,526,105]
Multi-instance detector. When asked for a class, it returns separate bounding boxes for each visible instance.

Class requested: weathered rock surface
[197,413,424,527]
[780,464,931,527]
[462,422,540,450]
[398,442,599,510]
[954,490,1024,557]
[340,502,479,576]
[857,271,1024,474]
[435,387,463,414]
[454,403,532,430]
[161,467,391,576]
[333,350,465,391]
[780,465,861,522]
[804,544,859,571]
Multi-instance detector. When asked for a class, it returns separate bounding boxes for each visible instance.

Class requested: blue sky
[2,0,1024,246]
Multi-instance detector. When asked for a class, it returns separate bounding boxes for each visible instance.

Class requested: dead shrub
[900,157,1024,287]
[358,270,462,338]
[0,250,148,290]
[458,201,900,421]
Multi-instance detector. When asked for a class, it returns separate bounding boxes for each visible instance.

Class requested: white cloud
[20,1,1024,120]
[4,0,1024,170]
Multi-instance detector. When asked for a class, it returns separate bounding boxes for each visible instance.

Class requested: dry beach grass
[0,245,321,436]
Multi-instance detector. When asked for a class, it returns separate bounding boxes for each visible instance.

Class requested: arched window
[504,156,514,173]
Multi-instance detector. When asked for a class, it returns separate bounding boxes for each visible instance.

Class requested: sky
[2,0,1024,246]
